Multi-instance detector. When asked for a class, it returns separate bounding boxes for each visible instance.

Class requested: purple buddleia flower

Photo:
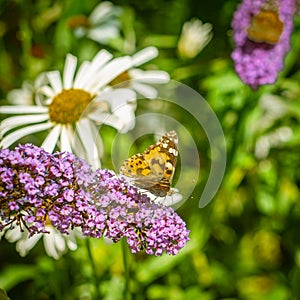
[231,0,296,89]
[0,144,189,256]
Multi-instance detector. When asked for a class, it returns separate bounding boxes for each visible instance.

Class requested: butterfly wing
[119,131,178,196]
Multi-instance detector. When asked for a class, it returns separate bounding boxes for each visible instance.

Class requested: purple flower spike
[231,0,296,89]
[0,144,189,256]
[0,144,93,235]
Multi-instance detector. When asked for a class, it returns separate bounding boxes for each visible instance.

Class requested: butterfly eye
[247,9,284,44]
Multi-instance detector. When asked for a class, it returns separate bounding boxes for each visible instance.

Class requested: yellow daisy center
[110,71,131,87]
[49,88,93,124]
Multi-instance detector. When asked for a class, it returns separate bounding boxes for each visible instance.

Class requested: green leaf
[0,265,36,290]
[0,289,10,300]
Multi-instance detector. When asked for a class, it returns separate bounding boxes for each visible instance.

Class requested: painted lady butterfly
[247,9,283,45]
[119,131,178,197]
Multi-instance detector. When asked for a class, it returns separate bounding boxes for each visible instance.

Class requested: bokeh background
[1,0,300,299]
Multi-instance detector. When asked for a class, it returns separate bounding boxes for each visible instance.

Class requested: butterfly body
[119,131,178,197]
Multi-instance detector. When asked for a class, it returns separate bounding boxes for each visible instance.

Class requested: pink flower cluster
[0,144,189,256]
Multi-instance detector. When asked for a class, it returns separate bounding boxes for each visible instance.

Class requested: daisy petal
[96,88,136,109]
[90,56,132,92]
[73,61,91,88]
[89,109,134,133]
[60,125,73,152]
[88,111,113,124]
[63,54,77,89]
[154,190,183,206]
[89,112,123,130]
[36,85,56,100]
[5,227,23,242]
[87,26,120,44]
[53,232,67,252]
[44,228,66,259]
[77,50,113,89]
[89,89,136,132]
[92,49,114,69]
[89,121,104,160]
[76,119,101,168]
[34,72,48,88]
[142,188,182,207]
[0,122,53,148]
[47,71,63,94]
[16,234,41,257]
[0,105,48,114]
[129,69,170,83]
[66,236,78,251]
[89,1,115,24]
[41,124,62,153]
[131,82,158,98]
[0,114,49,136]
[131,46,159,66]
[118,109,136,133]
[72,131,86,160]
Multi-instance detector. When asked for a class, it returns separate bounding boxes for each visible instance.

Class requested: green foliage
[0,289,10,300]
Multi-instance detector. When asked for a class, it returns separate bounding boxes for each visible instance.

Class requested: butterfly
[119,131,178,197]
[247,9,284,45]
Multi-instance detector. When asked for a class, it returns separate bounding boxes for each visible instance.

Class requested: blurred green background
[1,0,300,299]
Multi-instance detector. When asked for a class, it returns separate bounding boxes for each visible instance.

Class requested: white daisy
[5,226,81,259]
[177,18,213,59]
[68,1,122,45]
[110,46,170,98]
[0,50,136,168]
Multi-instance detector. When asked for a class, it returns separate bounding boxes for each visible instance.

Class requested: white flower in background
[256,93,288,131]
[255,126,293,159]
[5,226,81,259]
[110,46,170,98]
[7,82,34,105]
[68,1,122,44]
[0,49,136,168]
[6,73,48,105]
[177,18,213,59]
[253,93,291,159]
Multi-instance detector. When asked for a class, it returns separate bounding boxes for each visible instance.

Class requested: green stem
[226,87,258,168]
[122,239,131,300]
[86,238,101,300]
